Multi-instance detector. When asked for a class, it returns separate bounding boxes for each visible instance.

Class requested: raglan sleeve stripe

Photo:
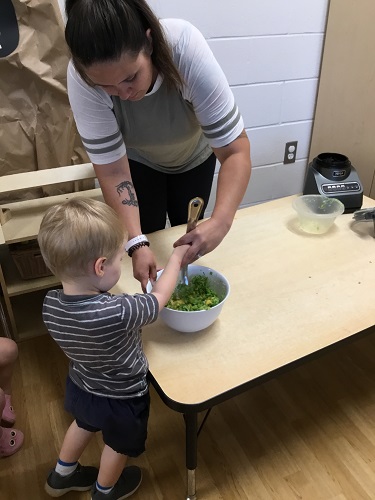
[173,20,245,149]
[84,138,125,156]
[201,103,239,132]
[67,61,127,164]
[81,130,122,145]
[201,104,242,140]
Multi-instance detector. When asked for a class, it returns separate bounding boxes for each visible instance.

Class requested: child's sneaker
[91,466,142,499]
[45,463,98,497]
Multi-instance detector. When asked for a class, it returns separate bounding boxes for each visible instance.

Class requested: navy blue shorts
[64,377,150,457]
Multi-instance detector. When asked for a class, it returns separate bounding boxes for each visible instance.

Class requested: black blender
[303,152,363,213]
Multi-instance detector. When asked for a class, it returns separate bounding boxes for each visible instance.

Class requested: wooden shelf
[0,245,60,297]
[11,289,55,341]
[0,164,101,341]
[1,188,103,244]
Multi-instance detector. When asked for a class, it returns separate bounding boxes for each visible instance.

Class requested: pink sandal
[1,394,16,427]
[0,427,24,457]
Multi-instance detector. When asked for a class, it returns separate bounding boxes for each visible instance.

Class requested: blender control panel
[321,182,361,194]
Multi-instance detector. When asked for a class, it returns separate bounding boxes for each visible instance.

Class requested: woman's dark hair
[65,0,183,90]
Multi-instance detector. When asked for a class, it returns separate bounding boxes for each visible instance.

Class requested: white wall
[148,0,330,212]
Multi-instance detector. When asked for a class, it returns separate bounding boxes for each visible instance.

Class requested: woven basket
[9,241,53,280]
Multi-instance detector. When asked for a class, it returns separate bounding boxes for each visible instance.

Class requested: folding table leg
[185,412,198,500]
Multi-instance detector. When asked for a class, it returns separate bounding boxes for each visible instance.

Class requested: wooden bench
[0,163,103,340]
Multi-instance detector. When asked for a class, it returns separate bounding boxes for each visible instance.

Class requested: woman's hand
[131,245,157,292]
[174,130,251,266]
[173,217,229,267]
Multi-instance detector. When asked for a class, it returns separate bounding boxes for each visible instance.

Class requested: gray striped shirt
[42,290,159,399]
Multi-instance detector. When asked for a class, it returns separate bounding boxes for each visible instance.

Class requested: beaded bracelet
[128,241,150,257]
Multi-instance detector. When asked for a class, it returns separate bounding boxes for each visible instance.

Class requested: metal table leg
[185,412,198,500]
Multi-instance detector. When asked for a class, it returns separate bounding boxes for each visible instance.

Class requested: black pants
[129,153,216,234]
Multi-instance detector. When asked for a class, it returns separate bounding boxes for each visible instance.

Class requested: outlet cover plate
[284,141,298,164]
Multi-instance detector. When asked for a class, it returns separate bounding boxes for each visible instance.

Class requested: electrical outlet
[283,141,298,164]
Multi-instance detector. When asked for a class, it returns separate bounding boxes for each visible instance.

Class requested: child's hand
[151,244,191,309]
[173,244,190,261]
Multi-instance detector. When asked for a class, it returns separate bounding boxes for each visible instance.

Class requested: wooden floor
[1,331,375,500]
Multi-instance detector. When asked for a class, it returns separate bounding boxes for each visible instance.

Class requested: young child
[38,198,189,499]
[0,337,24,457]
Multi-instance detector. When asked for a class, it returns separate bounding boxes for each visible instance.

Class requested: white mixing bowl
[146,265,230,333]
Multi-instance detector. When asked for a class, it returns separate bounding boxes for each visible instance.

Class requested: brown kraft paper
[0,0,91,204]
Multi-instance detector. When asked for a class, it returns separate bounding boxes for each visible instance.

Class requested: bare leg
[0,338,18,394]
[44,419,97,495]
[59,420,95,463]
[97,444,128,487]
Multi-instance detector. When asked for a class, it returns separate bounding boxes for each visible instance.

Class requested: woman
[65,0,251,291]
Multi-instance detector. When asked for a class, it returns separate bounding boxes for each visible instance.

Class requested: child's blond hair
[38,198,125,280]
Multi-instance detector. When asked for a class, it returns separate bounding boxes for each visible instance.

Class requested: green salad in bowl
[147,265,230,333]
[167,275,221,311]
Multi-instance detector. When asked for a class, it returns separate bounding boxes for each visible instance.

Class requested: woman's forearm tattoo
[116,181,139,207]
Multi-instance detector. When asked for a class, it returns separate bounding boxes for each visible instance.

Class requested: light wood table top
[114,195,375,410]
